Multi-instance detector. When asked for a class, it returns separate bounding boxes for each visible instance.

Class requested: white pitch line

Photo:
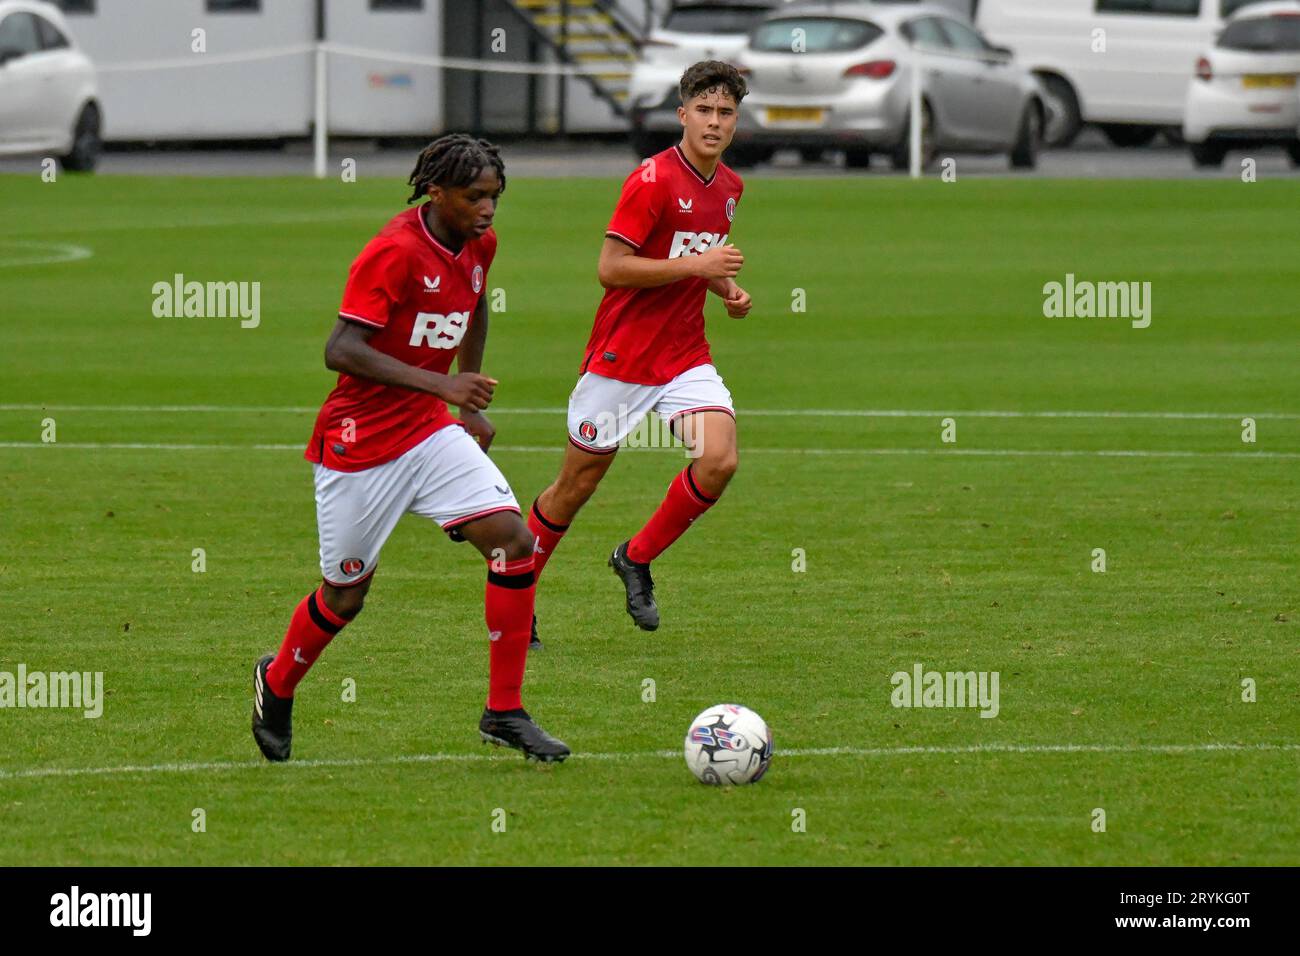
[2,742,1295,782]
[0,441,306,451]
[2,403,1298,421]
[0,242,93,269]
[1,441,1296,460]
[5,210,389,237]
[743,447,1300,460]
[0,404,325,414]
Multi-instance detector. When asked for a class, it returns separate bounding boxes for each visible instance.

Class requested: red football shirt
[580,145,743,386]
[306,206,496,472]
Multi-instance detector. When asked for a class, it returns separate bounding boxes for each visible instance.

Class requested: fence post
[909,48,922,180]
[558,0,569,136]
[314,43,328,180]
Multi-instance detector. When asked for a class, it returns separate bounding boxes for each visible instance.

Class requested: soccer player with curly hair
[527,61,753,638]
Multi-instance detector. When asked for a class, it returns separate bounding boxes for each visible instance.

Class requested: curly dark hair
[406,133,506,204]
[679,60,748,105]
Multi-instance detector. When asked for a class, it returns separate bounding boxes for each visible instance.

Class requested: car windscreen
[751,17,884,53]
[664,5,774,34]
[1218,15,1300,52]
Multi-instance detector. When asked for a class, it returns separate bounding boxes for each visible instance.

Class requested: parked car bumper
[1184,82,1300,143]
[733,85,908,149]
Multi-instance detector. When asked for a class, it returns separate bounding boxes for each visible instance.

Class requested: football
[684,704,774,785]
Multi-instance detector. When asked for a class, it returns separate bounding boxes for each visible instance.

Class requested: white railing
[91,41,635,177]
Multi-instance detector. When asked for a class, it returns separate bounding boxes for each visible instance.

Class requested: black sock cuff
[487,568,536,589]
[531,499,569,533]
[684,465,720,504]
[307,590,346,634]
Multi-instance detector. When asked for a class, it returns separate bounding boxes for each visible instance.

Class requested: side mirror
[989,45,1014,62]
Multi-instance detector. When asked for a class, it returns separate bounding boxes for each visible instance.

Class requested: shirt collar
[417,204,465,260]
[674,144,717,186]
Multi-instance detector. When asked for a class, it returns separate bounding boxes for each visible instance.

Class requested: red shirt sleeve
[339,238,407,329]
[605,165,663,250]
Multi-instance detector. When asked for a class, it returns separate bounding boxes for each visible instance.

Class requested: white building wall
[53,0,657,139]
[323,0,442,136]
[60,0,315,140]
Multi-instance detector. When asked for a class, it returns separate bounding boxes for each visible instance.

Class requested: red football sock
[266,586,351,697]
[626,464,720,565]
[527,499,569,580]
[486,555,536,712]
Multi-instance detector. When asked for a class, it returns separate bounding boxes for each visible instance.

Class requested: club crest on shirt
[340,558,365,576]
[578,420,598,442]
[472,264,484,294]
[725,197,736,222]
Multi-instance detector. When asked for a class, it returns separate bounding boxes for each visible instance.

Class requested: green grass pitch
[1,171,1296,865]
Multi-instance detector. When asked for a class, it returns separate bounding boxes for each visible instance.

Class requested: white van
[976,0,1267,146]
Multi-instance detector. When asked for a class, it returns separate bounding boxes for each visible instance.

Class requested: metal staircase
[506,0,645,117]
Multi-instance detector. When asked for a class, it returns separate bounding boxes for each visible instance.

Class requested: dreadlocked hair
[406,133,506,204]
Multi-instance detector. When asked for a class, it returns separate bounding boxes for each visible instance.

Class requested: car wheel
[1009,101,1042,169]
[1099,123,1160,148]
[59,103,102,173]
[844,148,872,169]
[1037,73,1082,148]
[889,100,935,171]
[1189,141,1227,168]
[1287,141,1300,167]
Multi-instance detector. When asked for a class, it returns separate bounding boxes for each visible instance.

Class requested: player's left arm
[708,276,752,319]
[456,296,495,450]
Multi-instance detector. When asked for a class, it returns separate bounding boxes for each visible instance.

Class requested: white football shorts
[566,363,735,455]
[314,424,519,587]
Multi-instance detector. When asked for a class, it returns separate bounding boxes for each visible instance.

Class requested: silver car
[731,1,1044,169]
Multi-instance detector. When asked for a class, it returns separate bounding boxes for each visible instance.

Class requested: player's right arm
[324,319,496,412]
[597,238,743,289]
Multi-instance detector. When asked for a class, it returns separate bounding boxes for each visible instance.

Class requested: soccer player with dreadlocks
[251,134,569,763]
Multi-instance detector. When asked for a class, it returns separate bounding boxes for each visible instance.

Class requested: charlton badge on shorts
[340,558,365,576]
[725,197,736,222]
[472,264,484,293]
[578,420,598,442]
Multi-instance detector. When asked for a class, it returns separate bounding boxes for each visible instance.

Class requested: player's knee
[695,450,738,492]
[495,523,536,563]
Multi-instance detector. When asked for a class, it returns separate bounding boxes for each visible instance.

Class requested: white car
[628,1,782,156]
[1184,1,1300,166]
[978,0,1268,148]
[0,0,100,171]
